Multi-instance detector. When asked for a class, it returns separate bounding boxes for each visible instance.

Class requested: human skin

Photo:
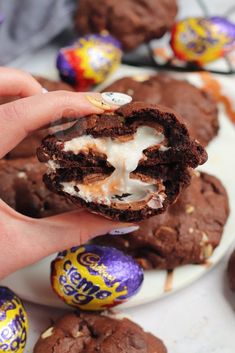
[0,67,136,279]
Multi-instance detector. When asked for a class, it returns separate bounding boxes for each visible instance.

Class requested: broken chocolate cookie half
[37,102,207,222]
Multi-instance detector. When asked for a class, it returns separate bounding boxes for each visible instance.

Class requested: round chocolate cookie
[75,0,178,51]
[103,74,219,146]
[37,102,207,222]
[0,157,75,218]
[34,312,167,353]
[93,172,229,269]
[227,249,235,291]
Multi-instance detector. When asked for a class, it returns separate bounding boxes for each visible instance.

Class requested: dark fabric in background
[0,0,76,65]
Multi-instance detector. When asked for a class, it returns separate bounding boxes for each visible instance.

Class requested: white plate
[1,68,235,309]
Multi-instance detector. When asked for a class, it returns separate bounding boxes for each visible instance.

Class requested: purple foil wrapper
[59,245,144,299]
[52,245,144,309]
[210,17,235,50]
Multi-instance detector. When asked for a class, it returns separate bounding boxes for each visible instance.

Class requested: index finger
[0,91,117,158]
[0,67,43,98]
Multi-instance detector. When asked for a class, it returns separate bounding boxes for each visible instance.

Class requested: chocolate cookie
[0,157,75,218]
[33,76,75,92]
[37,102,207,222]
[34,312,167,353]
[5,130,47,159]
[75,0,178,51]
[103,74,219,146]
[93,172,229,269]
[227,249,235,291]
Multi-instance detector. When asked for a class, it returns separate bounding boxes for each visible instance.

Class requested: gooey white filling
[59,126,166,207]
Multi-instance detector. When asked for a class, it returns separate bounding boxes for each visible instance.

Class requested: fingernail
[101,92,132,106]
[42,87,48,94]
[109,225,139,235]
[86,95,113,110]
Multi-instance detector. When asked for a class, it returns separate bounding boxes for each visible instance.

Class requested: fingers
[0,202,137,278]
[0,67,43,98]
[0,91,116,158]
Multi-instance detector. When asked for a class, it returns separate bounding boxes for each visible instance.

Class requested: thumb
[1,204,138,278]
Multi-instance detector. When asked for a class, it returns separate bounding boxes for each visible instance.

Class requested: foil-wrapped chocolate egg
[171,17,235,64]
[56,33,122,91]
[51,245,144,310]
[0,287,28,353]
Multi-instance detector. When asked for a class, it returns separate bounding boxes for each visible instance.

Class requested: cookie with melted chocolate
[37,102,207,222]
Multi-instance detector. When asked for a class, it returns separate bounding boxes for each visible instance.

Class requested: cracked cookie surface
[34,312,167,353]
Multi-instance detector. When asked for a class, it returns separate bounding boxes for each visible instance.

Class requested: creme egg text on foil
[51,245,143,310]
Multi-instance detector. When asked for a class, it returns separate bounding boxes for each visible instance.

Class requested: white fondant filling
[58,126,167,207]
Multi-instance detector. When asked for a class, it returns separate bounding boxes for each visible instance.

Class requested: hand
[0,67,137,279]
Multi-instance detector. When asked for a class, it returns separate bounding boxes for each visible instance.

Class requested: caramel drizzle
[164,270,174,293]
[199,72,235,123]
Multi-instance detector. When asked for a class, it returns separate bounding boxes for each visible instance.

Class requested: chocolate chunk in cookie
[37,102,207,222]
[75,0,177,51]
[34,312,167,353]
[227,250,235,292]
[93,172,229,269]
[0,157,75,218]
[103,74,219,146]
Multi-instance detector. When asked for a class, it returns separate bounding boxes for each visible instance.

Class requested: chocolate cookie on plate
[103,74,219,146]
[75,0,178,51]
[94,172,229,269]
[37,102,207,222]
[34,312,167,353]
[0,157,75,218]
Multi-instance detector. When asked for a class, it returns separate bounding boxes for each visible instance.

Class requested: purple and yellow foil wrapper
[171,17,235,65]
[57,33,122,91]
[51,245,143,311]
[0,287,28,353]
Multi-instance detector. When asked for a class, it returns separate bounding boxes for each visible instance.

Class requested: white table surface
[8,42,234,353]
[7,0,235,350]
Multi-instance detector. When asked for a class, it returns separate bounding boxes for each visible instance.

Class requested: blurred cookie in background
[103,74,219,146]
[75,0,178,51]
[93,172,229,269]
[34,311,167,353]
[0,157,75,218]
[33,76,75,92]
